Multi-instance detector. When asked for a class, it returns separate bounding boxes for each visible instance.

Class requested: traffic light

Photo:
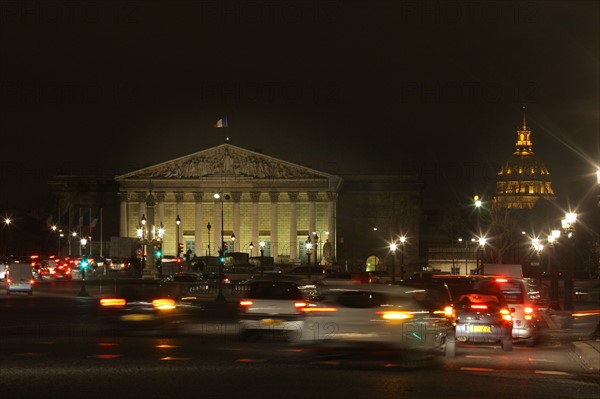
[222,241,229,252]
[178,242,184,256]
[155,247,162,258]
[80,255,89,270]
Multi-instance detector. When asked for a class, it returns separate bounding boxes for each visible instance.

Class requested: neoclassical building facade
[115,143,343,265]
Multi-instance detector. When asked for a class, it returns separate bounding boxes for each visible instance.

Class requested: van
[6,261,34,295]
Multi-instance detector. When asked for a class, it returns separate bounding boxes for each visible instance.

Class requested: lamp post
[561,212,577,311]
[399,236,406,280]
[176,215,181,257]
[59,231,64,257]
[231,233,236,252]
[476,237,487,274]
[312,231,320,265]
[78,237,89,297]
[136,209,164,279]
[547,230,561,310]
[206,222,211,256]
[259,240,265,257]
[213,192,230,302]
[249,241,254,257]
[389,242,397,283]
[306,238,313,280]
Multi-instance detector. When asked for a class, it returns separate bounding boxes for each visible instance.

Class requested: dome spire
[514,106,533,155]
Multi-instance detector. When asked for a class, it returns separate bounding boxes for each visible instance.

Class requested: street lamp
[259,240,265,257]
[312,231,320,265]
[176,215,181,257]
[206,222,211,256]
[306,237,313,280]
[476,237,487,274]
[78,237,89,297]
[547,230,561,310]
[213,192,231,302]
[389,242,397,283]
[249,241,254,257]
[136,213,164,279]
[231,233,236,252]
[399,236,407,280]
[561,212,577,311]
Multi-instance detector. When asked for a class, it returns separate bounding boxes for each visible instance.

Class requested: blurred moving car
[368,270,394,284]
[453,289,513,351]
[239,276,317,341]
[300,283,456,362]
[318,271,372,285]
[97,283,182,335]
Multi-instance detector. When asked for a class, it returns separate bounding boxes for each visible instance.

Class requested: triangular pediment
[116,144,333,180]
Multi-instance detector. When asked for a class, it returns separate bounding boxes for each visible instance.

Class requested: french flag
[213,116,228,128]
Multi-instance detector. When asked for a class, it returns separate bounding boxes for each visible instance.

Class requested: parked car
[239,276,318,341]
[453,289,513,351]
[299,282,456,362]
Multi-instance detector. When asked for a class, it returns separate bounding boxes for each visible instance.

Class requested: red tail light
[152,298,176,310]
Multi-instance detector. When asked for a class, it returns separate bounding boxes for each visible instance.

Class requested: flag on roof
[213,116,228,128]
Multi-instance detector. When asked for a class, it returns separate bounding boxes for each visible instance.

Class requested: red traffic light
[178,243,184,249]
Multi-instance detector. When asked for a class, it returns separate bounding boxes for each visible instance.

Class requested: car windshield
[248,281,305,300]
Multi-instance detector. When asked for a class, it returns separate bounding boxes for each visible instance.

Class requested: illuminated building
[492,107,556,209]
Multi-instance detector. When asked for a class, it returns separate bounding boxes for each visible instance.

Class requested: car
[51,262,73,281]
[285,266,337,280]
[299,282,456,363]
[97,282,183,335]
[492,277,541,346]
[31,260,52,280]
[368,270,394,284]
[453,289,513,351]
[317,271,372,285]
[238,276,318,341]
[6,261,35,295]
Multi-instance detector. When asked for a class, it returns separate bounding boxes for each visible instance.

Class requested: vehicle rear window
[498,281,524,304]
[249,282,304,300]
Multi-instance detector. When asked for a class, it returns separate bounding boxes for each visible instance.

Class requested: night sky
[1,1,598,217]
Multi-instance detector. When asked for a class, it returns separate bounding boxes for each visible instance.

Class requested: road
[0,281,598,399]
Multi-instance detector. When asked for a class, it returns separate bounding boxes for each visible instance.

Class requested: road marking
[466,355,491,359]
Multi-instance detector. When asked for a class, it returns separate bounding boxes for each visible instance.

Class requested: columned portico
[115,143,343,266]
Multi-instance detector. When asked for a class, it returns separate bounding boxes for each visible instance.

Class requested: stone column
[269,191,279,260]
[119,192,129,237]
[327,191,337,263]
[156,191,166,229]
[137,191,147,224]
[193,192,203,257]
[175,192,184,255]
[250,192,261,257]
[213,196,221,254]
[307,191,318,265]
[288,192,299,261]
[232,192,242,252]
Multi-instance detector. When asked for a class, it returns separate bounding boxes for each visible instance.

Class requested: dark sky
[1,0,598,216]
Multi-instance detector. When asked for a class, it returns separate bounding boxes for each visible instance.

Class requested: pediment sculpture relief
[136,147,323,179]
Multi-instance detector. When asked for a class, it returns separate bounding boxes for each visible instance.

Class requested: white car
[238,276,317,341]
[299,282,456,361]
